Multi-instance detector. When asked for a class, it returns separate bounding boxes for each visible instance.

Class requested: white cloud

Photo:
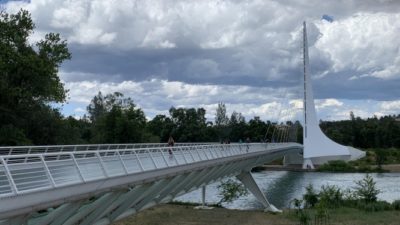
[315,12,400,80]
[379,100,400,114]
[316,98,344,109]
[4,0,400,121]
[62,78,400,122]
[64,78,301,121]
[74,107,86,113]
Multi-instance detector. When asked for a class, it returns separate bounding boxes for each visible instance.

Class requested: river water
[175,171,400,209]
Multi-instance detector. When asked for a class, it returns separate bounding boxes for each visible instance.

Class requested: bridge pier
[236,172,281,213]
[194,185,214,210]
[302,158,315,169]
[201,185,206,207]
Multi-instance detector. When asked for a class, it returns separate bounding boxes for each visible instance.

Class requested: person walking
[245,137,250,152]
[168,136,175,156]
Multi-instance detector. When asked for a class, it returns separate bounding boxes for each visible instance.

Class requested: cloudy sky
[3,0,400,122]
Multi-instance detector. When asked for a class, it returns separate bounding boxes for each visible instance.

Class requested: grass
[112,204,291,225]
[113,203,400,225]
[317,160,388,173]
[285,207,400,225]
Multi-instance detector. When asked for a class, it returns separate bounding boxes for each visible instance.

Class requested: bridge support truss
[0,143,302,225]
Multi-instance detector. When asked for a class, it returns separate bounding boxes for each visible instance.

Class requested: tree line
[1,10,399,148]
[320,112,400,149]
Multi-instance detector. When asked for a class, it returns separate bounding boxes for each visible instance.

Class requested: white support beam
[201,185,206,206]
[29,203,74,225]
[108,179,171,222]
[79,187,144,225]
[0,215,29,225]
[134,175,185,211]
[63,192,119,225]
[177,168,215,195]
[49,202,82,225]
[236,172,281,213]
[144,174,184,204]
[162,171,204,202]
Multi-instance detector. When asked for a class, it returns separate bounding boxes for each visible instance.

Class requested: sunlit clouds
[4,0,400,121]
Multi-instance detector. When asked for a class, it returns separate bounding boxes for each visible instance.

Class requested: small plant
[375,149,387,169]
[298,210,311,225]
[291,198,303,214]
[317,160,355,172]
[314,199,330,225]
[358,201,392,212]
[217,178,248,205]
[303,184,318,208]
[392,200,400,210]
[319,185,343,208]
[354,174,381,203]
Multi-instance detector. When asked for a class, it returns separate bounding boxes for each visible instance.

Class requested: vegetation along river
[175,171,400,209]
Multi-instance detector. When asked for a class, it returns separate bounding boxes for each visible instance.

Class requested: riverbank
[112,204,290,225]
[382,164,400,172]
[113,204,400,225]
[257,164,400,173]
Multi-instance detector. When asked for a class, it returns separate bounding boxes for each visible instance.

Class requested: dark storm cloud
[63,43,302,88]
[311,68,400,101]
[5,0,400,120]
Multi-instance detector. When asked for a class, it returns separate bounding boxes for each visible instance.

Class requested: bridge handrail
[0,143,300,199]
[0,143,216,156]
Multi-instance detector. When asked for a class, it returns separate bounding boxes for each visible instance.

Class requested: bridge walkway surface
[0,142,302,225]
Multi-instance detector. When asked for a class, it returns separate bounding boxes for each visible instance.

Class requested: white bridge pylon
[0,143,302,225]
[301,21,366,168]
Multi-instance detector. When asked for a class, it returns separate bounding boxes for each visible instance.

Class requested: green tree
[229,111,247,142]
[375,149,387,169]
[0,10,71,145]
[147,115,175,142]
[247,116,267,142]
[169,107,208,142]
[354,174,381,203]
[303,183,318,208]
[217,179,248,205]
[215,102,230,142]
[88,92,148,143]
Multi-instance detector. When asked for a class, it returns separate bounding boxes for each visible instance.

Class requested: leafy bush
[303,184,318,208]
[217,179,248,204]
[298,210,311,225]
[319,185,343,208]
[354,174,381,203]
[291,198,303,212]
[293,175,394,213]
[358,201,392,212]
[392,200,400,210]
[317,160,356,172]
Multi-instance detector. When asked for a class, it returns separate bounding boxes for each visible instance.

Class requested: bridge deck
[0,143,302,224]
[0,143,290,197]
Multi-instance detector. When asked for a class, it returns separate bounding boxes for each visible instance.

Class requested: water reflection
[175,171,400,210]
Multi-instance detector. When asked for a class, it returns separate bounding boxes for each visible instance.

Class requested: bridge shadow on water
[249,171,305,209]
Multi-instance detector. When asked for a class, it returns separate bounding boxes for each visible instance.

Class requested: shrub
[217,179,248,204]
[298,210,311,225]
[291,198,303,213]
[319,185,343,208]
[303,184,318,208]
[354,174,381,203]
[392,200,400,210]
[317,160,355,172]
[358,201,392,212]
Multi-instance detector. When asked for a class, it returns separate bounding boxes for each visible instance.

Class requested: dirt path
[112,204,293,225]
[382,164,400,172]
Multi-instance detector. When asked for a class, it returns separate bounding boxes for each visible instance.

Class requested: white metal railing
[0,143,214,156]
[0,143,298,199]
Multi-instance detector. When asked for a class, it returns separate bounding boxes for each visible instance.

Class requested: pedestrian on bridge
[246,137,250,152]
[168,136,175,156]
